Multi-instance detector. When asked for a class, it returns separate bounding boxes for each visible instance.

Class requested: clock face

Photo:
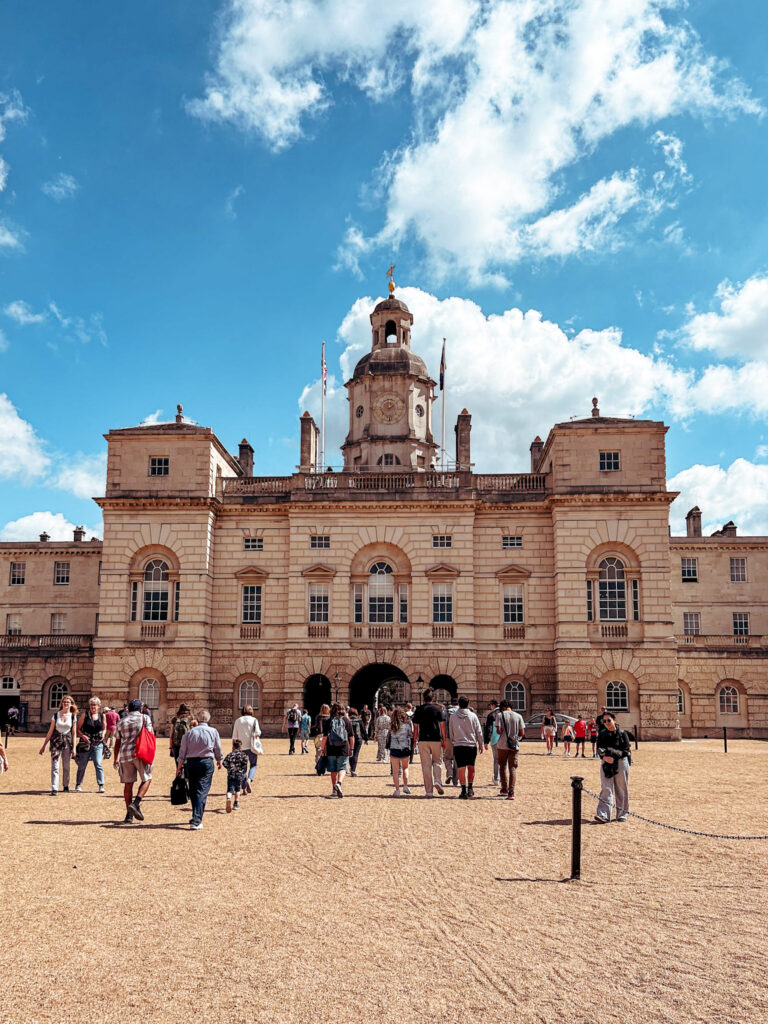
[373,392,406,424]
[415,404,425,417]
[356,405,364,418]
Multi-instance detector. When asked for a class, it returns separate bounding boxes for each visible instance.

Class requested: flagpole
[440,338,446,472]
[320,340,326,473]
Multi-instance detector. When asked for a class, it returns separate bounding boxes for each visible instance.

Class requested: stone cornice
[670,538,768,550]
[0,544,102,556]
[95,496,219,512]
[425,562,461,579]
[301,563,337,579]
[495,563,532,581]
[547,491,676,507]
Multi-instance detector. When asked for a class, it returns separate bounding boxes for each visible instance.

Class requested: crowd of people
[1,691,632,828]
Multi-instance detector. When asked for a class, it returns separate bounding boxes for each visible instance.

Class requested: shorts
[300,730,310,739]
[226,771,246,794]
[543,726,556,737]
[574,735,586,743]
[325,754,348,773]
[117,757,152,784]
[390,748,410,760]
[453,745,477,768]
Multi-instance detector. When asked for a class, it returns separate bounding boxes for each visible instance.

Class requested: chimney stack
[39,532,50,542]
[299,411,319,472]
[722,520,737,537]
[73,526,85,542]
[238,438,254,476]
[530,436,544,472]
[454,409,472,470]
[685,507,702,538]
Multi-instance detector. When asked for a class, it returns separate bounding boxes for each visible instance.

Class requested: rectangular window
[632,578,640,622]
[308,583,329,623]
[432,535,452,548]
[368,593,394,623]
[1,677,15,690]
[503,584,524,624]
[683,612,701,635]
[310,535,330,549]
[95,613,99,634]
[599,451,620,471]
[353,583,363,624]
[432,583,453,623]
[130,581,138,621]
[729,557,746,583]
[9,562,25,586]
[733,612,749,636]
[681,557,698,583]
[381,453,396,466]
[143,584,169,621]
[97,561,102,586]
[6,614,21,636]
[399,583,408,624]
[586,580,593,622]
[50,613,66,635]
[502,536,522,549]
[242,585,262,624]
[174,582,180,622]
[244,537,264,551]
[149,457,169,476]
[54,561,70,585]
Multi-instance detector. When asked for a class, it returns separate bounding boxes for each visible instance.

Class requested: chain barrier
[580,787,768,841]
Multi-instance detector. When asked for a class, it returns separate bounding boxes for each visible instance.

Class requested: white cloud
[0,393,50,482]
[0,511,101,542]
[41,172,79,201]
[51,453,106,500]
[4,300,46,325]
[0,90,27,142]
[677,273,768,358]
[669,460,768,536]
[0,328,7,353]
[225,184,244,219]
[756,444,768,460]
[651,130,692,184]
[0,221,23,250]
[139,409,164,426]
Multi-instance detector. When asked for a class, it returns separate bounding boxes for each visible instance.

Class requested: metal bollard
[570,776,584,880]
[723,726,728,754]
[633,725,639,751]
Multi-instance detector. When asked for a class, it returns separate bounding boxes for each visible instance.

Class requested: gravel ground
[1,735,766,1024]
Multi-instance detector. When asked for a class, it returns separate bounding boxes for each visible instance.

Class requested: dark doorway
[349,663,410,713]
[303,674,331,722]
[430,674,458,705]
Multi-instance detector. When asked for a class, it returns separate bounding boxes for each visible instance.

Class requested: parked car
[524,712,578,736]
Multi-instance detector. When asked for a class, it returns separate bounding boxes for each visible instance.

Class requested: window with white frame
[683,612,701,635]
[377,453,400,466]
[310,535,330,549]
[48,680,68,710]
[308,583,329,623]
[149,456,169,476]
[730,557,746,583]
[504,680,526,711]
[142,559,170,621]
[432,583,453,623]
[677,687,685,714]
[586,580,593,622]
[244,537,263,551]
[369,562,394,623]
[399,583,408,624]
[681,557,698,583]
[54,561,70,585]
[599,451,620,471]
[6,614,21,635]
[138,678,159,710]
[353,583,364,624]
[598,558,626,620]
[2,676,16,691]
[9,562,25,586]
[732,612,749,636]
[238,678,260,711]
[50,613,66,635]
[503,584,524,623]
[718,685,739,714]
[432,535,452,548]
[502,536,522,549]
[606,680,629,712]
[242,585,262,623]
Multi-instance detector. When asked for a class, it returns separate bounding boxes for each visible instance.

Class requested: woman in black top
[75,697,106,793]
[541,710,557,756]
[595,713,631,822]
[347,707,365,777]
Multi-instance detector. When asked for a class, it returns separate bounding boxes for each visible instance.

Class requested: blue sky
[1,0,768,539]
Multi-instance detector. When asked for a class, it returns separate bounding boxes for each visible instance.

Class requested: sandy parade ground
[1,735,766,1024]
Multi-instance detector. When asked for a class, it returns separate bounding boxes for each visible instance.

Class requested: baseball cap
[128,698,143,711]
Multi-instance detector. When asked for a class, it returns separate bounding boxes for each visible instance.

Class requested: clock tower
[342,284,438,471]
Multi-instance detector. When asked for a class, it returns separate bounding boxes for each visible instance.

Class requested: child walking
[222,739,250,813]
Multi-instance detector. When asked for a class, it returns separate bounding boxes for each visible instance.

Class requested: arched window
[368,562,394,623]
[719,685,739,715]
[598,557,626,621]
[606,680,629,712]
[504,681,526,711]
[433,688,452,705]
[238,679,260,712]
[385,319,397,343]
[677,687,685,714]
[143,559,169,621]
[48,680,68,711]
[377,454,401,466]
[138,678,159,710]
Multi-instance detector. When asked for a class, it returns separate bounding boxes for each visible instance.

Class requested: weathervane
[386,263,396,295]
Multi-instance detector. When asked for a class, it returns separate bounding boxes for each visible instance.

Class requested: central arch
[349,663,410,711]
[303,674,332,722]
[429,674,458,705]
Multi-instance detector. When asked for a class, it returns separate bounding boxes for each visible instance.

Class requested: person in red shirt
[587,717,599,757]
[573,714,587,758]
[103,706,120,751]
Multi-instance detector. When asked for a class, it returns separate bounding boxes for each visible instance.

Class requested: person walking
[541,710,557,756]
[447,697,484,799]
[232,704,262,792]
[321,702,353,798]
[374,706,391,762]
[495,699,525,799]
[594,712,631,823]
[222,739,250,813]
[587,716,599,757]
[573,714,587,758]
[443,698,459,786]
[412,688,446,798]
[104,706,119,751]
[0,738,7,776]
[170,704,192,766]
[283,703,301,755]
[562,721,574,757]
[114,698,154,824]
[314,703,331,773]
[75,697,106,792]
[299,709,311,754]
[387,707,414,796]
[176,710,223,830]
[348,707,365,777]
[5,705,19,744]
[39,694,78,795]
[360,705,371,744]
[483,700,501,786]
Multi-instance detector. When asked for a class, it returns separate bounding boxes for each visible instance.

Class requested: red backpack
[135,717,156,764]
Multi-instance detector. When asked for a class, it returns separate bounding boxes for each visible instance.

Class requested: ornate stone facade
[1,294,766,738]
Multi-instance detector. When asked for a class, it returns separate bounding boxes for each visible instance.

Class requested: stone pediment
[234,565,269,582]
[301,563,337,579]
[425,563,461,579]
[495,563,531,581]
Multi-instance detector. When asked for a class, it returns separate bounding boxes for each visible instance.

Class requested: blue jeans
[186,757,215,824]
[246,750,259,781]
[76,743,104,787]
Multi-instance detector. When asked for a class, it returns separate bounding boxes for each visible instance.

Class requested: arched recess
[349,662,410,711]
[677,678,692,734]
[128,544,180,574]
[129,667,168,732]
[429,673,458,705]
[349,542,412,578]
[500,676,529,713]
[585,542,640,571]
[233,674,262,718]
[128,546,181,625]
[303,673,332,721]
[595,669,639,728]
[714,678,749,730]
[42,676,70,716]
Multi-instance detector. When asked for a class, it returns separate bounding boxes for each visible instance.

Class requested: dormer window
[377,454,400,467]
[149,456,169,476]
[599,451,620,472]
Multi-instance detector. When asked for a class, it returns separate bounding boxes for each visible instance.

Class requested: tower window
[310,535,330,549]
[385,320,397,343]
[356,405,364,418]
[599,451,620,471]
[377,454,400,467]
[149,457,169,476]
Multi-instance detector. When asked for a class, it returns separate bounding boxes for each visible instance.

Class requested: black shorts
[390,748,410,760]
[453,746,478,768]
[574,736,586,744]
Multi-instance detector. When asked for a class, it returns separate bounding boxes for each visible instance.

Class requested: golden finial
[386,263,396,295]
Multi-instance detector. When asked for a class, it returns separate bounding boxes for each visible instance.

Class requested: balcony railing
[432,624,454,639]
[140,623,166,639]
[678,634,763,648]
[475,473,547,491]
[600,623,628,638]
[240,625,262,640]
[0,633,92,649]
[503,625,525,640]
[308,624,329,639]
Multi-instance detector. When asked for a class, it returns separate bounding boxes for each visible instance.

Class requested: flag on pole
[322,342,327,396]
[439,339,446,391]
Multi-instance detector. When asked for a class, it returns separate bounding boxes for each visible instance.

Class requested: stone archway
[429,673,458,706]
[349,663,410,712]
[303,673,332,722]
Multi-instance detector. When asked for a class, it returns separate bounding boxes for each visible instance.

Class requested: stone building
[1,288,766,738]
